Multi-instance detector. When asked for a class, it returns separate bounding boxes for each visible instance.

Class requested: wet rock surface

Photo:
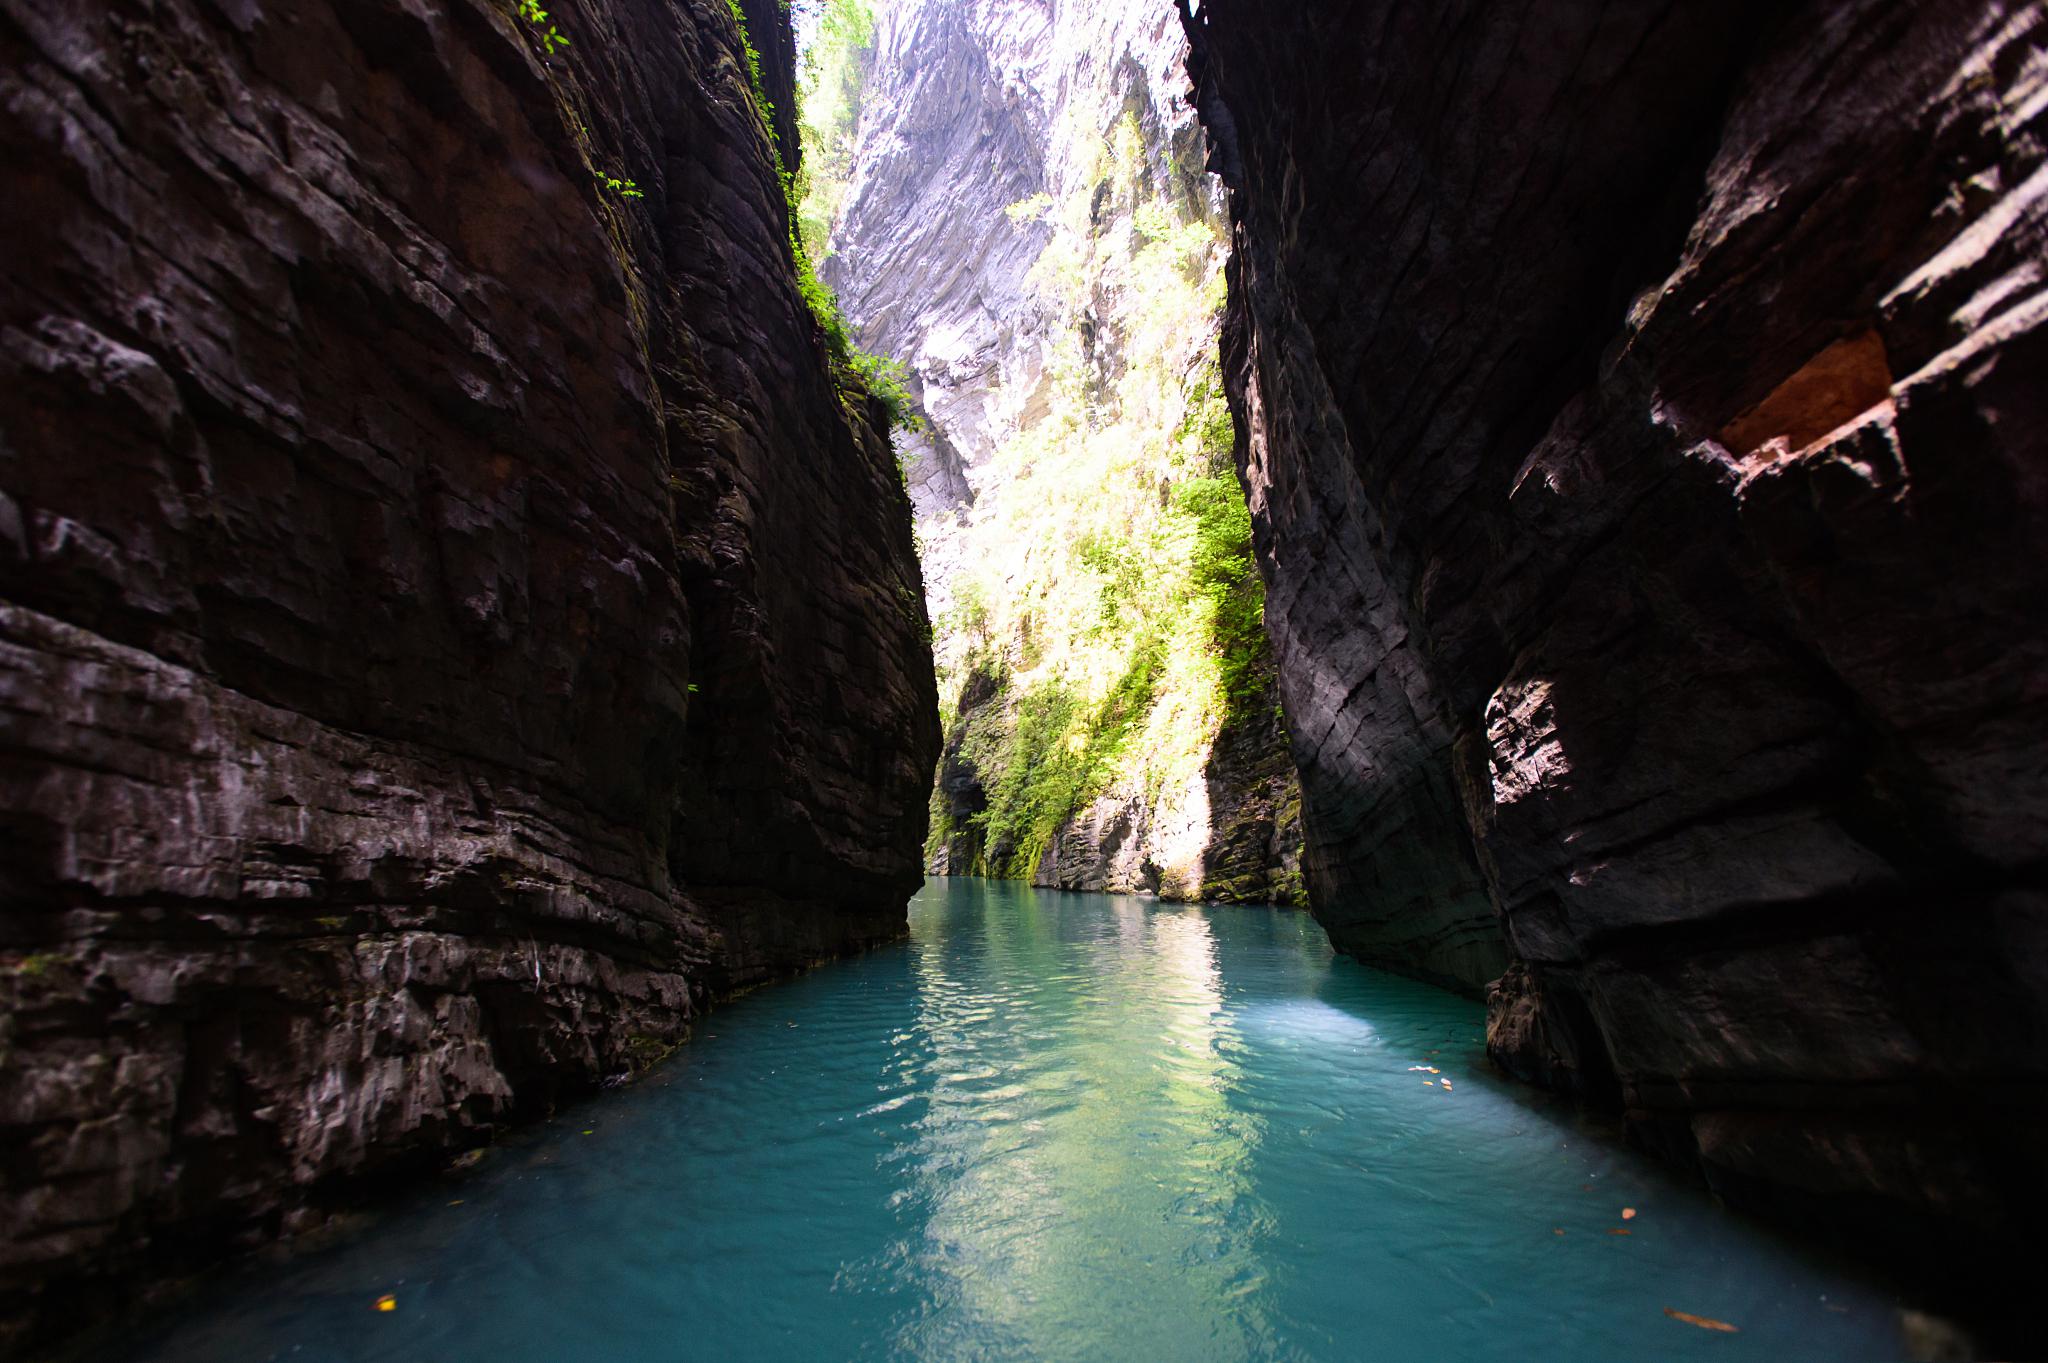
[1187,0,2048,1297]
[0,0,937,1348]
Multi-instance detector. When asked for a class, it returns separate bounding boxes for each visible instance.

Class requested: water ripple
[104,879,1906,1363]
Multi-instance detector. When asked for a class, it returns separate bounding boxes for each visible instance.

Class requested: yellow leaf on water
[1440,1079,1452,1088]
[1621,1207,1637,1220]
[375,1295,397,1313]
[1664,1308,1739,1333]
[1607,1228,1631,1236]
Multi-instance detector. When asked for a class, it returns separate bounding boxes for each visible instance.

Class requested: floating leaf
[1552,1228,1565,1236]
[1440,1079,1452,1088]
[1607,1228,1631,1236]
[1664,1308,1739,1333]
[1621,1207,1637,1220]
[375,1295,397,1313]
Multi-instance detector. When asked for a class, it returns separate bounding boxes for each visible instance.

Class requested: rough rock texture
[926,663,998,877]
[0,0,938,1348]
[818,0,1055,545]
[1187,0,2048,1295]
[826,0,1302,904]
[1031,699,1303,904]
[1193,702,1305,904]
[828,0,1212,612]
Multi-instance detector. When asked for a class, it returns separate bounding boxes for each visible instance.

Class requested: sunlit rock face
[1187,0,2048,1269]
[825,0,1303,904]
[0,0,937,1345]
[826,0,1204,546]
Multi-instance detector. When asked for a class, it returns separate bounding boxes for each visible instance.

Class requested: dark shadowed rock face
[0,0,937,1347]
[1187,0,2048,1279]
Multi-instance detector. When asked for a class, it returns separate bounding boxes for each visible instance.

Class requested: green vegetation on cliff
[793,0,878,265]
[924,116,1283,892]
[725,0,915,429]
[793,16,1300,900]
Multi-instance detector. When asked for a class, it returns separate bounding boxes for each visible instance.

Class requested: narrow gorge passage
[2,0,2044,1358]
[101,882,1905,1363]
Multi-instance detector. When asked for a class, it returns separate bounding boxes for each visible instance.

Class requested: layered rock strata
[0,0,937,1348]
[1186,0,2048,1285]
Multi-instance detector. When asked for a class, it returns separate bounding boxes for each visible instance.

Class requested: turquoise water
[111,879,1904,1362]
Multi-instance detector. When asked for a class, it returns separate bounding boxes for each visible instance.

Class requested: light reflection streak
[878,896,1273,1361]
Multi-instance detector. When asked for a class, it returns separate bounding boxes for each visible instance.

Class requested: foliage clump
[793,0,879,263]
[724,0,769,105]
[515,0,569,55]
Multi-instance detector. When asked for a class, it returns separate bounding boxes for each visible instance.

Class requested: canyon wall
[1186,0,2047,1273]
[823,0,1303,904]
[0,0,937,1347]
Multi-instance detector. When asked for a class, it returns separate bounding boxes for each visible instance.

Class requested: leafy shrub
[515,0,569,55]
[1171,475,1267,710]
[966,638,1164,879]
[848,351,923,431]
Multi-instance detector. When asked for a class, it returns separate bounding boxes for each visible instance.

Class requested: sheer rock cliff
[0,0,938,1346]
[1186,0,2048,1281]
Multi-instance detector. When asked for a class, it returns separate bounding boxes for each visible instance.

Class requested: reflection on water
[884,901,1264,1360]
[104,880,1905,1363]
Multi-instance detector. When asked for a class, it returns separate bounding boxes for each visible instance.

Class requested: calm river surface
[110,878,1904,1362]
